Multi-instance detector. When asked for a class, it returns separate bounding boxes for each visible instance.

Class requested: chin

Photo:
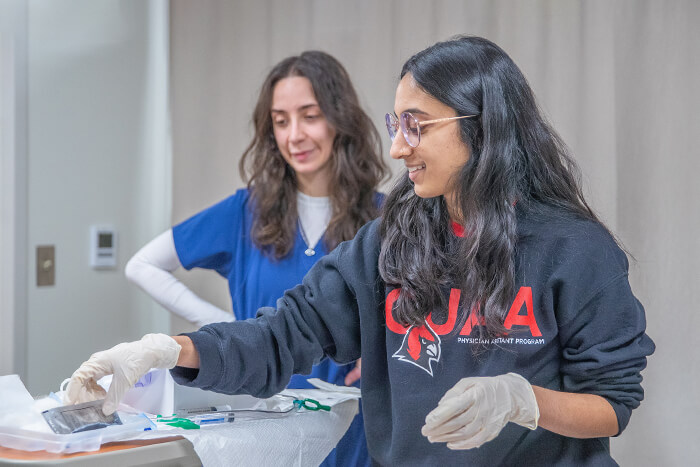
[293,165,323,176]
[413,186,438,199]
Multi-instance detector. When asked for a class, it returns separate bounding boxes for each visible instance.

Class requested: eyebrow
[393,107,430,117]
[271,103,320,113]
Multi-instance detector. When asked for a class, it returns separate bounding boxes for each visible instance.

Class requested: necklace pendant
[305,248,315,257]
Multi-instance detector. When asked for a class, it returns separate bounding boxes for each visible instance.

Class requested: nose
[289,117,306,144]
[389,131,412,160]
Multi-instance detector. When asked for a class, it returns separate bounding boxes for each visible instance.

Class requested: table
[0,436,200,466]
[0,399,358,466]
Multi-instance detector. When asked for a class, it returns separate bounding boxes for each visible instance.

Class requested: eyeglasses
[385,111,479,148]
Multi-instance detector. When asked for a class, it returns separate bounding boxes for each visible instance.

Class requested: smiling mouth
[407,164,425,173]
[291,150,314,161]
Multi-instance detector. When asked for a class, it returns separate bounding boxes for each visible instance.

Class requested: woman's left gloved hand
[421,373,539,450]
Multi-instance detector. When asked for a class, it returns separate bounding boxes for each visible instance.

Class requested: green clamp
[293,398,331,412]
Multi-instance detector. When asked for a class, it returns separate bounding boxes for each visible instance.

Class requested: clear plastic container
[0,412,155,454]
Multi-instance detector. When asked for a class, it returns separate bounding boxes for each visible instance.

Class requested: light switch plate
[37,245,55,286]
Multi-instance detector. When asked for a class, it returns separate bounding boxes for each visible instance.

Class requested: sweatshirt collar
[451,221,465,237]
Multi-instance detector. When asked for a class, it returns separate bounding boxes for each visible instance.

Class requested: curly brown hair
[239,51,388,259]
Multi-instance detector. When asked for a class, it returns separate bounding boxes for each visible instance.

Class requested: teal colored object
[155,415,200,430]
[293,398,331,412]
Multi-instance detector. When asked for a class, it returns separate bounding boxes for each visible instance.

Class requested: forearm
[126,230,233,326]
[532,385,618,438]
[172,336,200,368]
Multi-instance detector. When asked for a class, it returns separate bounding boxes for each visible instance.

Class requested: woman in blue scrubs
[124,51,387,467]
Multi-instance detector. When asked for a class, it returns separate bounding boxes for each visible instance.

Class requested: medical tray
[0,412,154,454]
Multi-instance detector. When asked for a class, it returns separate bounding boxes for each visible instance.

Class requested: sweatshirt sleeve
[170,219,382,398]
[553,227,655,435]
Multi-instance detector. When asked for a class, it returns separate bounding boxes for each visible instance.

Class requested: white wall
[0,26,16,377]
[0,0,28,379]
[609,3,700,465]
[24,0,171,395]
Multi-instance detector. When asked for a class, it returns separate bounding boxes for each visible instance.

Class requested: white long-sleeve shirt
[125,192,331,327]
[124,230,235,327]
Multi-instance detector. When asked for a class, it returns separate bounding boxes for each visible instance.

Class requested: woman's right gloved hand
[64,333,182,415]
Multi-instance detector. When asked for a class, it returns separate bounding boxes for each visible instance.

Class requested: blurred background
[1,0,697,464]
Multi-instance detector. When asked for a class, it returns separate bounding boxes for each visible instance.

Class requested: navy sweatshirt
[172,204,655,466]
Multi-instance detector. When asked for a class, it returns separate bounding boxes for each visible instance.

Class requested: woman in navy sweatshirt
[66,36,654,466]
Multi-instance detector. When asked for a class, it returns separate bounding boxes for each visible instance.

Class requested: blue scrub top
[172,188,381,388]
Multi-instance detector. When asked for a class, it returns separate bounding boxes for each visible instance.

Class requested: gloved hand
[422,373,539,450]
[64,333,181,415]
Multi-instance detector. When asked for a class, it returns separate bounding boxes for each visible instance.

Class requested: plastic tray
[0,412,155,454]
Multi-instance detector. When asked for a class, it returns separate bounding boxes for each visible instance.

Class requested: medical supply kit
[0,372,359,455]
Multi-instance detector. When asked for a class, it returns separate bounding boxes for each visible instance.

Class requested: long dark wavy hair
[379,36,605,338]
[240,51,388,259]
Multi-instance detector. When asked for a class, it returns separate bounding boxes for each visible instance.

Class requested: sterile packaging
[117,368,276,415]
[118,367,175,415]
[42,399,123,434]
[0,371,363,463]
[119,369,359,416]
[0,411,154,453]
[0,374,155,454]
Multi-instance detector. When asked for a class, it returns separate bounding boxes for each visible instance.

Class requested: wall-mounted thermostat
[90,226,117,269]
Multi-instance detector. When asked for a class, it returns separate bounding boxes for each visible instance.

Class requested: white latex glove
[64,333,181,415]
[422,373,539,450]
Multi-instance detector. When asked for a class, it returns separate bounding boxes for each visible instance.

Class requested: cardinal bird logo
[392,322,442,376]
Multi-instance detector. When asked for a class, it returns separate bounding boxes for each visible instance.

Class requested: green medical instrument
[293,398,331,412]
[151,398,329,429]
[154,415,200,430]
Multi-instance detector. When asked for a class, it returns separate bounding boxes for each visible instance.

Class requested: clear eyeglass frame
[385,111,479,148]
